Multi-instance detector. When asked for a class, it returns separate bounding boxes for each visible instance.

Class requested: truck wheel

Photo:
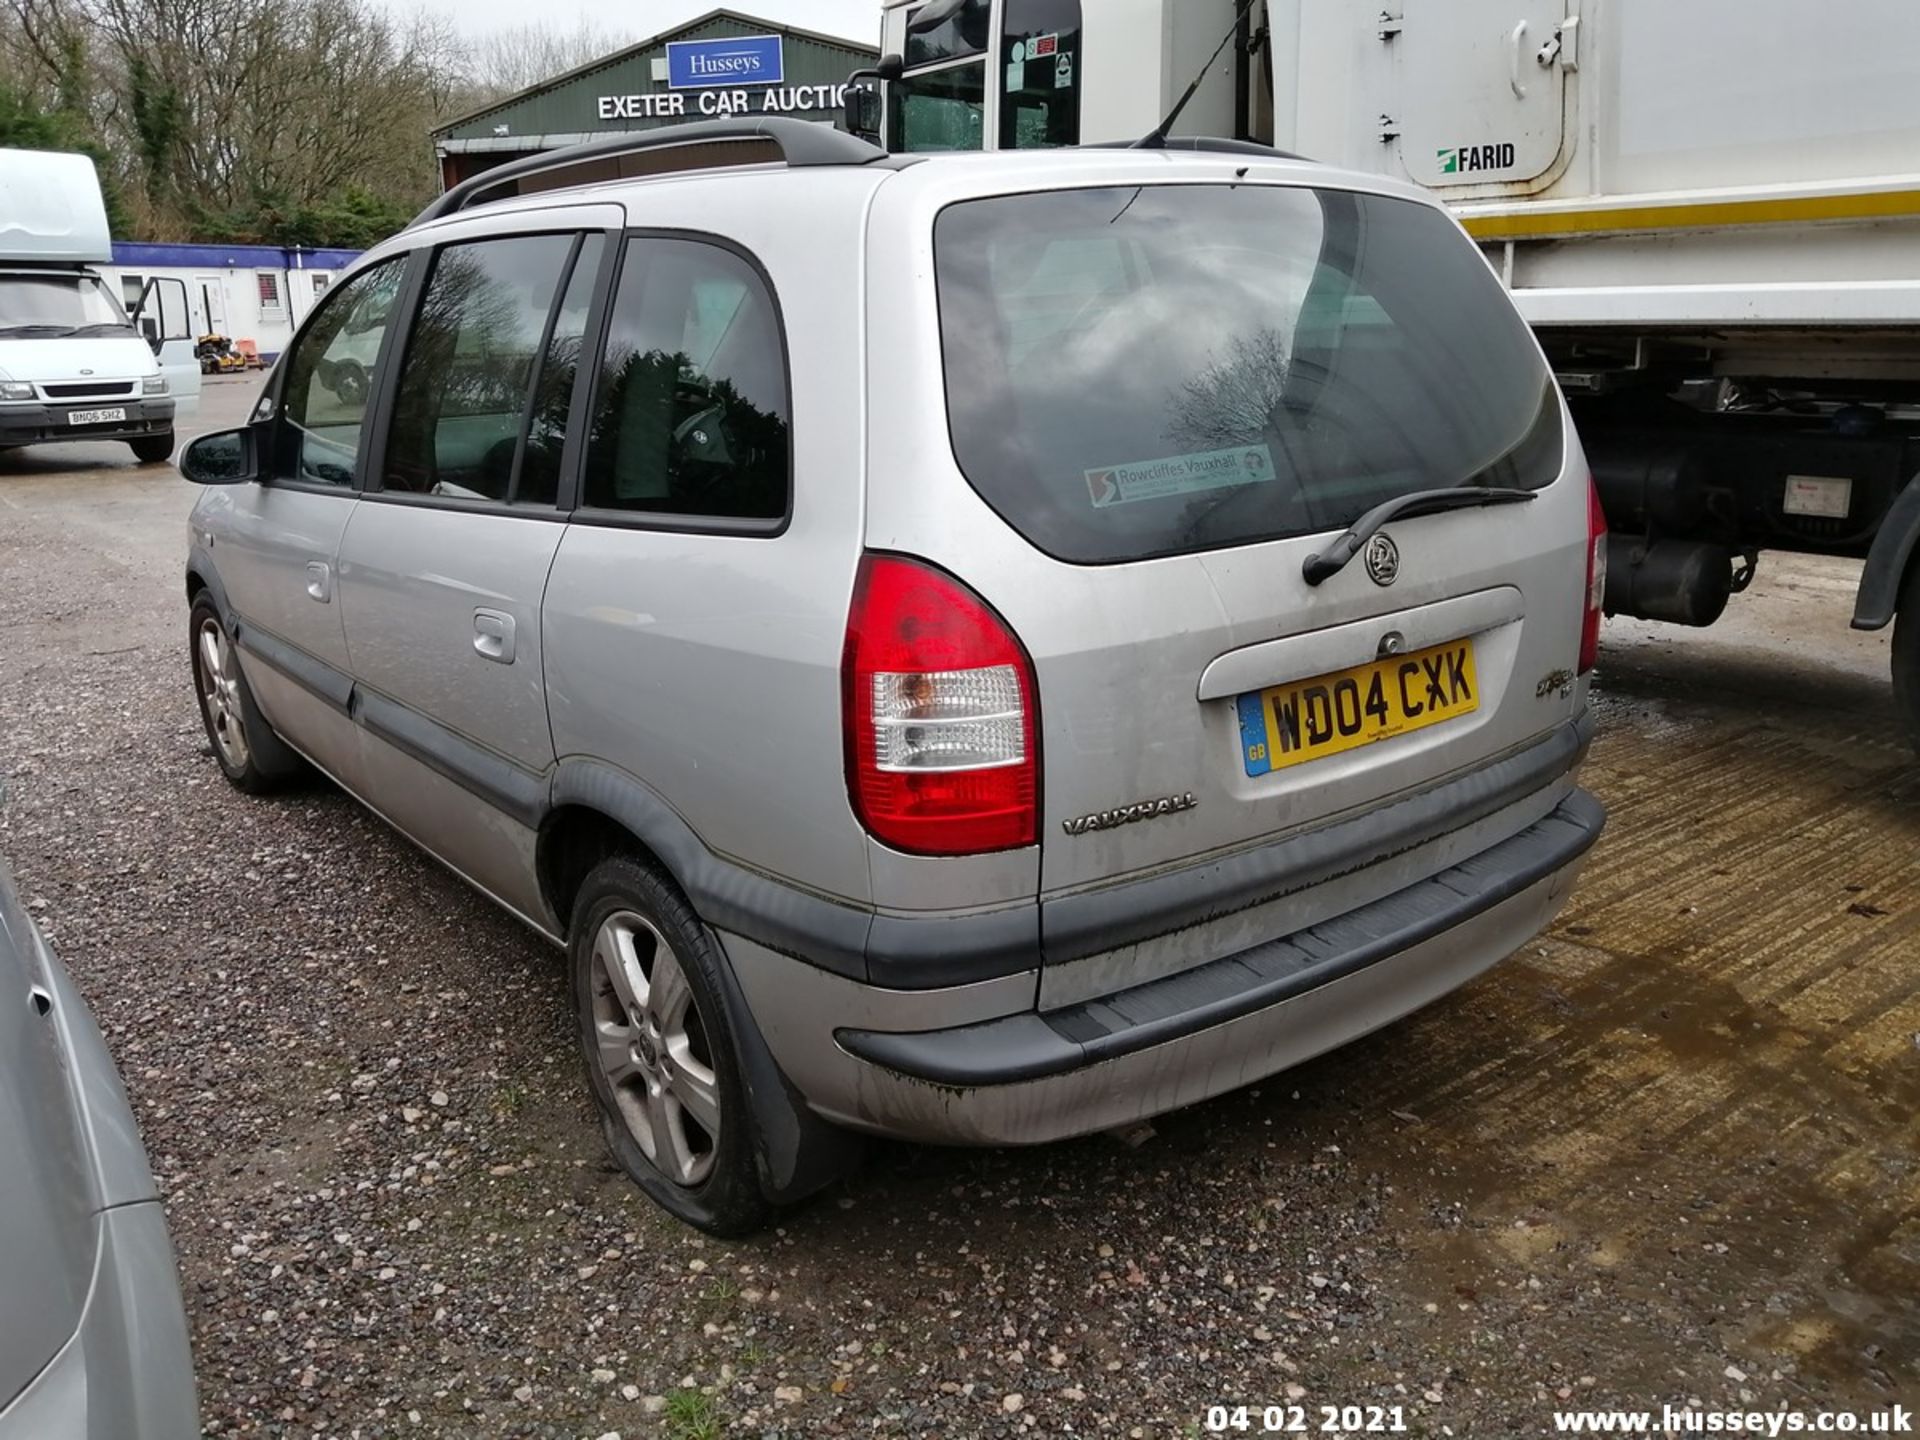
[1895,565,1920,754]
[570,856,776,1236]
[130,431,175,463]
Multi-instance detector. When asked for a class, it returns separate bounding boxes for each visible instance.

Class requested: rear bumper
[732,790,1603,1146]
[0,398,174,447]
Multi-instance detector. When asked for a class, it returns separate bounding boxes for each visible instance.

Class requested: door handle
[305,561,332,603]
[1509,20,1530,98]
[473,608,516,664]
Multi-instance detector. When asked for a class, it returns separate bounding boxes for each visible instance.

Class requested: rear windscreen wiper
[1302,486,1538,586]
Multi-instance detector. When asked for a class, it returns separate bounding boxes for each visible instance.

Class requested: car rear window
[933,184,1562,563]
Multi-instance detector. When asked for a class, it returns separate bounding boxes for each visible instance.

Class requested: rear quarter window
[933,184,1562,563]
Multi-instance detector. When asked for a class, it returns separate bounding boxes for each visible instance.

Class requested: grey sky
[400,0,881,48]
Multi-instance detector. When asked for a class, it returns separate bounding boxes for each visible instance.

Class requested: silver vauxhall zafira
[181,118,1607,1233]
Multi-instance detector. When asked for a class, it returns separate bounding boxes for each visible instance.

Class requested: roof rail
[1087,136,1314,162]
[413,117,888,228]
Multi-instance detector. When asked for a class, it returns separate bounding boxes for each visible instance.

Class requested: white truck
[865,0,1920,745]
[0,149,199,463]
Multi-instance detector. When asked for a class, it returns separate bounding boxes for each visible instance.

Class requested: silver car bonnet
[0,859,97,1410]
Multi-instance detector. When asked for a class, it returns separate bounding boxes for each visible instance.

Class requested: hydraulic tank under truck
[870,0,1920,748]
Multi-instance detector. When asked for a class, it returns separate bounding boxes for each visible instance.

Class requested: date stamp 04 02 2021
[1205,1404,1409,1435]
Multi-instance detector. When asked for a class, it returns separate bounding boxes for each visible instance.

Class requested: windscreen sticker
[1084,445,1275,509]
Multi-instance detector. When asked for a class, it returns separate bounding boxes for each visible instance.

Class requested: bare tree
[459,18,635,101]
[2,0,635,244]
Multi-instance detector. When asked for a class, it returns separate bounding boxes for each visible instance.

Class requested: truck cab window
[1001,0,1081,148]
[892,65,987,151]
[904,0,989,64]
[893,0,990,152]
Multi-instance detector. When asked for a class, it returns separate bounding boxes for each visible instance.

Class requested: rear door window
[381,234,580,504]
[933,185,1562,563]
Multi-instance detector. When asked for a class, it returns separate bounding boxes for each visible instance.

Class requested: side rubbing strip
[231,622,354,711]
[353,688,547,829]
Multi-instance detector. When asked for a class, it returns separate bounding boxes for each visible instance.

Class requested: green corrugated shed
[434,7,877,183]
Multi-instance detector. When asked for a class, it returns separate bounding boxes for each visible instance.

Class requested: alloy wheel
[588,909,721,1187]
[197,618,251,771]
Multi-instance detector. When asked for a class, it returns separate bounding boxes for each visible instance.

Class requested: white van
[0,149,199,462]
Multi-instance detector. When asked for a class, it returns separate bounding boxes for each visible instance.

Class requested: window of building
[581,238,788,523]
[382,233,580,504]
[272,259,406,489]
[311,273,331,297]
[257,271,284,313]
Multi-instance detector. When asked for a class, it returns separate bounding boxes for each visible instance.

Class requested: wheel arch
[539,761,717,935]
[539,762,865,1203]
[185,558,232,623]
[537,803,674,937]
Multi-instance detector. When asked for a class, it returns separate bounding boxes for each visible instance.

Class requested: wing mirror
[178,427,257,485]
[843,54,903,144]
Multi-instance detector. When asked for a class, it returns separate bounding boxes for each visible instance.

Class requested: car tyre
[131,431,176,463]
[189,597,305,792]
[1894,563,1920,754]
[570,855,774,1236]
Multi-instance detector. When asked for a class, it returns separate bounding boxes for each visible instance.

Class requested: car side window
[271,259,405,489]
[516,234,603,508]
[580,238,789,523]
[382,234,580,504]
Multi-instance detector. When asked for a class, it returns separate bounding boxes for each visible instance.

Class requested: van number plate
[1236,639,1478,776]
[68,407,127,425]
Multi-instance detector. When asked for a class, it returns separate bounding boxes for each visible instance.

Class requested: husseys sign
[596,34,850,122]
[666,35,785,88]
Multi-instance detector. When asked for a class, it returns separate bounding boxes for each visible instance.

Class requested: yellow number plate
[1237,639,1478,775]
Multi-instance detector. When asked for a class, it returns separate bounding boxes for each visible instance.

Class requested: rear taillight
[1579,477,1608,675]
[842,554,1039,855]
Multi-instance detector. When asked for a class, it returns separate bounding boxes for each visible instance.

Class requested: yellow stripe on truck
[1460,188,1920,241]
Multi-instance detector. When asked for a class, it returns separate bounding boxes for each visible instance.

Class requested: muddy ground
[2,375,1914,1437]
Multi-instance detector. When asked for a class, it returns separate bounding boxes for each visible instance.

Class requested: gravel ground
[1,386,1913,1438]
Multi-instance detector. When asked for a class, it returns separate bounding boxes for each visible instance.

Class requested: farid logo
[1437,142,1518,175]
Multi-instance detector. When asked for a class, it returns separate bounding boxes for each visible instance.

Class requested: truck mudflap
[1852,473,1920,630]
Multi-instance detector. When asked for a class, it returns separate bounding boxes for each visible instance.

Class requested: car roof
[411,119,1444,237]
